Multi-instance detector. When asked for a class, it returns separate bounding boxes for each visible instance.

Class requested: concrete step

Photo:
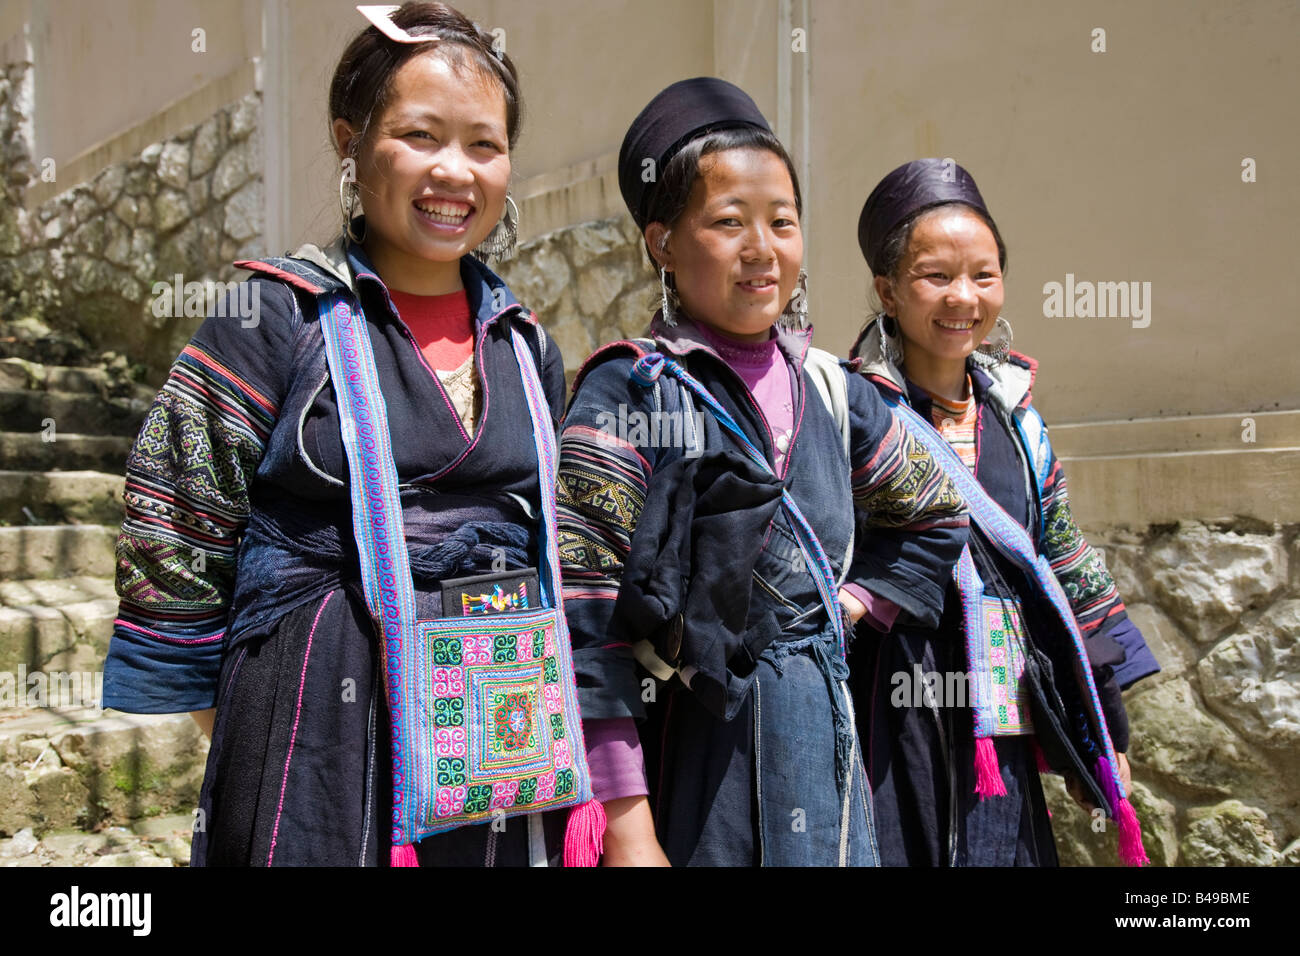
[0,358,157,403]
[0,358,107,394]
[0,707,207,835]
[0,575,116,674]
[0,817,191,866]
[0,525,117,580]
[0,388,148,437]
[0,328,95,372]
[0,470,124,525]
[0,431,131,473]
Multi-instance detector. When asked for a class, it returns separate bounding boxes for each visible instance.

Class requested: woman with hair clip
[556,79,971,866]
[101,2,602,867]
[848,158,1161,866]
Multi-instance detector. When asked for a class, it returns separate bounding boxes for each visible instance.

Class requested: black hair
[328,1,523,160]
[640,125,803,268]
[874,201,1007,282]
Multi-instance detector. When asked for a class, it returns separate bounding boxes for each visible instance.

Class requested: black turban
[618,77,771,229]
[857,158,995,274]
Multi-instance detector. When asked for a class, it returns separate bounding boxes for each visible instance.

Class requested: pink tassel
[1031,737,1052,774]
[1116,798,1148,867]
[1095,756,1148,867]
[563,799,607,867]
[973,736,1007,798]
[391,843,419,867]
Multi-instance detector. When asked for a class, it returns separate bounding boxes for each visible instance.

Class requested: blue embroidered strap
[318,294,423,845]
[883,396,1128,800]
[631,352,846,657]
[317,293,573,846]
[507,327,565,607]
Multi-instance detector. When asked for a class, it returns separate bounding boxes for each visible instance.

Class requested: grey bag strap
[802,346,853,583]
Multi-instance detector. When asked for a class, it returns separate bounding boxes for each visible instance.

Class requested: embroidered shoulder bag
[317,293,602,866]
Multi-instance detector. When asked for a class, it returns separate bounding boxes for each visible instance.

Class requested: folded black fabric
[612,449,785,719]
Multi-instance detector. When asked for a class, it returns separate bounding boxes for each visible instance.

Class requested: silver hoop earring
[339,167,364,243]
[877,311,904,366]
[659,267,679,327]
[976,315,1014,365]
[472,194,520,264]
[778,269,810,332]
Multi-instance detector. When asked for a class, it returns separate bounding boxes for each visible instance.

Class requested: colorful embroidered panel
[982,597,1034,735]
[422,605,577,828]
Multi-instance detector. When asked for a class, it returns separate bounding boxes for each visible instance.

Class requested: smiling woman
[848,159,1161,867]
[555,78,971,866]
[332,52,513,293]
[100,2,599,868]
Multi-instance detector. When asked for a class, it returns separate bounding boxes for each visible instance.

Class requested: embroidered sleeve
[103,280,296,713]
[1039,446,1159,691]
[1040,456,1123,630]
[556,358,656,721]
[844,372,970,628]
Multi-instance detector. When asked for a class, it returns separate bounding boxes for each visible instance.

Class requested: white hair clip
[356,5,438,44]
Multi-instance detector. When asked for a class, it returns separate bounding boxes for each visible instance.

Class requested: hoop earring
[877,311,904,366]
[976,315,1014,365]
[778,269,809,332]
[339,167,365,243]
[472,194,520,264]
[659,267,679,327]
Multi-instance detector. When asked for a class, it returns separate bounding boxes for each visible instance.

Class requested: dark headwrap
[618,77,771,229]
[857,158,995,274]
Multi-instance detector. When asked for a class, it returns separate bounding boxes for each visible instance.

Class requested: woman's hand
[838,588,867,625]
[1063,770,1096,813]
[1064,752,1133,813]
[190,709,216,739]
[599,795,671,866]
[1116,751,1132,793]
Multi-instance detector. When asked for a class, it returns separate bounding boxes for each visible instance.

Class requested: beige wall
[15,0,260,207]
[29,0,258,164]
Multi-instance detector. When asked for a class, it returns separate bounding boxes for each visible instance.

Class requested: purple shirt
[695,323,796,474]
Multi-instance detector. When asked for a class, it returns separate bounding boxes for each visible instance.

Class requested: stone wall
[0,55,262,382]
[1044,520,1300,866]
[495,215,659,384]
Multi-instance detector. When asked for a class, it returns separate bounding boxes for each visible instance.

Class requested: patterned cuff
[101,621,224,713]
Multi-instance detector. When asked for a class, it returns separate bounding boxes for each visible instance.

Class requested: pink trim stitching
[114,619,224,645]
[266,591,334,865]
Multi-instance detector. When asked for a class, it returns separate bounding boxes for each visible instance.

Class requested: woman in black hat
[848,159,1160,866]
[553,80,971,865]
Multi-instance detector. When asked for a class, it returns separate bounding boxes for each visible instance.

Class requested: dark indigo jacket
[556,315,971,723]
[104,233,565,712]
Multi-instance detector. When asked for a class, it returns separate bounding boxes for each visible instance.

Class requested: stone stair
[0,354,204,866]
